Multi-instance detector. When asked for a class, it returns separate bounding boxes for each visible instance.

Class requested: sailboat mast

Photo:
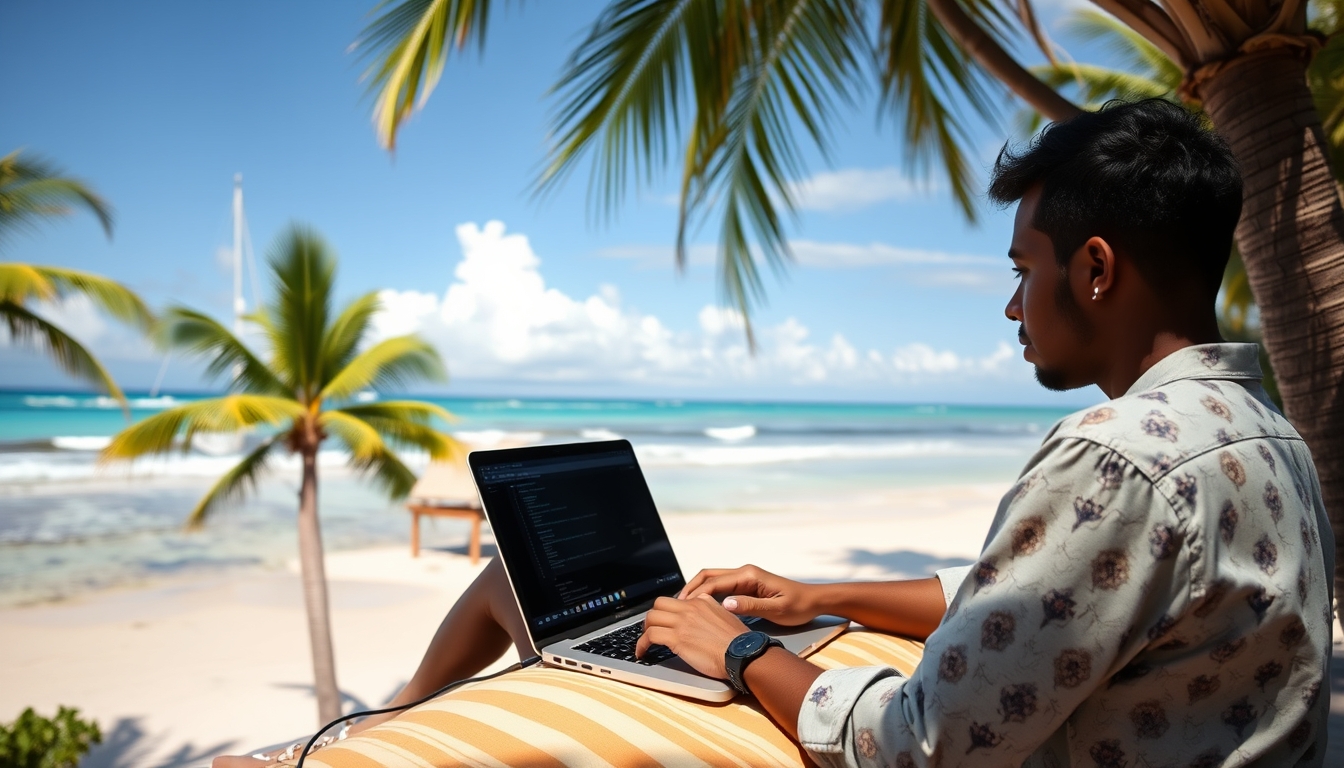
[232,174,245,338]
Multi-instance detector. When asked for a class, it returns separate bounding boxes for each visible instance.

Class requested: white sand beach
[1,483,1340,767]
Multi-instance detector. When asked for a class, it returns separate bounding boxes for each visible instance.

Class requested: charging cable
[291,655,543,768]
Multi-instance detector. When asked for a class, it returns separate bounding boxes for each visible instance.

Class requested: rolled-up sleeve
[796,438,1186,767]
[934,565,971,608]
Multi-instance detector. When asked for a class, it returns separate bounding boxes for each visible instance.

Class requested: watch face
[729,631,768,657]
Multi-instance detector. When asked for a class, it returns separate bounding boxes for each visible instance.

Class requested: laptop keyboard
[574,622,674,665]
[573,615,762,666]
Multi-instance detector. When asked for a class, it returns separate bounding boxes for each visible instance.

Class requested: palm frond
[1,299,128,409]
[27,266,153,330]
[0,263,57,303]
[332,402,460,460]
[355,0,499,149]
[267,226,337,401]
[877,0,1002,220]
[1032,63,1174,104]
[0,150,114,242]
[319,335,446,402]
[320,409,388,460]
[159,307,287,394]
[338,399,456,424]
[351,445,420,499]
[100,395,303,460]
[1060,10,1180,87]
[546,0,867,335]
[184,435,282,529]
[322,409,420,496]
[319,291,382,381]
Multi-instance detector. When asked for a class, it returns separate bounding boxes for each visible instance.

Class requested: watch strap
[725,633,783,696]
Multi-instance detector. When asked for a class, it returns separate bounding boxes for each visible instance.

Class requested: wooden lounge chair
[405,461,485,564]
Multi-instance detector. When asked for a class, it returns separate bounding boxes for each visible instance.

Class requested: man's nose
[1005,285,1023,322]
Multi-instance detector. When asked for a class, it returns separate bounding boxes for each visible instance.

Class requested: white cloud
[789,167,931,211]
[372,221,1023,390]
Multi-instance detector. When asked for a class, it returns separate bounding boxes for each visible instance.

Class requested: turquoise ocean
[0,390,1075,606]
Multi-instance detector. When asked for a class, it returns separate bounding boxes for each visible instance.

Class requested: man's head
[990,99,1243,394]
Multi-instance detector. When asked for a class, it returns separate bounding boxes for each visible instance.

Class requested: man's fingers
[722,595,774,616]
[679,569,730,599]
[684,574,757,601]
[636,626,673,657]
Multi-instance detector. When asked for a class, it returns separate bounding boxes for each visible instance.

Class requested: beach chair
[405,461,485,564]
[280,629,927,767]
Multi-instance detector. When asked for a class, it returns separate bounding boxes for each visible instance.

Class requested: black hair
[988,99,1243,299]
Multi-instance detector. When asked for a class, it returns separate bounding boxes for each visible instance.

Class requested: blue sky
[0,0,1104,407]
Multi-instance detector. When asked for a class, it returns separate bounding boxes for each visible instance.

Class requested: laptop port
[581,664,592,670]
[600,669,611,674]
[552,656,563,664]
[564,659,577,666]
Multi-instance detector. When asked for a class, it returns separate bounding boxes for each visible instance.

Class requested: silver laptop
[468,439,848,702]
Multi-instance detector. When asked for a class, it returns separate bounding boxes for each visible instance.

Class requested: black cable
[293,655,543,768]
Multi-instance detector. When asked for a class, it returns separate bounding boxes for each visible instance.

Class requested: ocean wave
[452,430,545,447]
[22,395,180,410]
[51,436,112,451]
[0,449,361,483]
[634,440,1021,467]
[704,425,755,442]
[579,429,622,441]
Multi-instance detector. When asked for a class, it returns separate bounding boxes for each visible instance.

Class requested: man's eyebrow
[1008,248,1024,261]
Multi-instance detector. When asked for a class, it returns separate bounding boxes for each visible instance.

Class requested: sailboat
[181,174,256,457]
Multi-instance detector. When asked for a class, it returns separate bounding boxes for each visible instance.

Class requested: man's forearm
[810,577,947,639]
[742,647,824,741]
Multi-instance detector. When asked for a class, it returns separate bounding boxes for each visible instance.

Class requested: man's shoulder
[1046,378,1301,480]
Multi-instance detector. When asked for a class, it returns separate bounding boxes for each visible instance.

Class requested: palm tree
[101,226,459,724]
[0,149,152,410]
[355,0,1344,614]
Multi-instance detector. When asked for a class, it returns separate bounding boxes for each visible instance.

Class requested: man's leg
[351,557,534,733]
[213,558,531,767]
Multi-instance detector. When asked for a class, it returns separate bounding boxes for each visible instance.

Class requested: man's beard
[1033,365,1071,391]
[1027,272,1094,392]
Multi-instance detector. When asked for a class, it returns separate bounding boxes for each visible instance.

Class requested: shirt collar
[1124,343,1262,397]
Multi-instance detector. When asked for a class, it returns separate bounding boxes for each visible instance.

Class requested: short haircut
[988,99,1243,299]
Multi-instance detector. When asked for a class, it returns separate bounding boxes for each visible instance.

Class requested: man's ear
[1081,236,1117,300]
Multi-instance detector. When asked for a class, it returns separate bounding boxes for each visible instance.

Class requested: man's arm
[680,567,951,640]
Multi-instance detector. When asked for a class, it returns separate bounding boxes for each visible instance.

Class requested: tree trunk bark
[298,445,342,725]
[1202,48,1344,613]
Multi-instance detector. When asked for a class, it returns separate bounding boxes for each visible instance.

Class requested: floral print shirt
[797,344,1335,767]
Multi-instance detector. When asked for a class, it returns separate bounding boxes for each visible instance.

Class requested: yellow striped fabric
[297,630,924,768]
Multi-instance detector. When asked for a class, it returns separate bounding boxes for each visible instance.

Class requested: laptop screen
[469,440,685,641]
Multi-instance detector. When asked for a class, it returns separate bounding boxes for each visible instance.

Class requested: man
[636,99,1335,765]
[221,99,1333,768]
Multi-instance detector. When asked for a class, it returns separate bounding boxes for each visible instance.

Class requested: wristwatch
[724,630,783,696]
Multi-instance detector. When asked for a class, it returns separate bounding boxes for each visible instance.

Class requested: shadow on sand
[839,548,974,579]
[424,542,499,560]
[81,717,235,768]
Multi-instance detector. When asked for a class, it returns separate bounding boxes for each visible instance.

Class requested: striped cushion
[297,630,923,767]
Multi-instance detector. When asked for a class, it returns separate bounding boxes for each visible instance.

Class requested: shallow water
[0,391,1067,605]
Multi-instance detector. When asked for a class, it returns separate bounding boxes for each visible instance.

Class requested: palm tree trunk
[1202,48,1344,611]
[297,445,342,724]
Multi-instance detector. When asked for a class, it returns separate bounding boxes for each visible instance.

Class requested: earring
[1092,286,1100,301]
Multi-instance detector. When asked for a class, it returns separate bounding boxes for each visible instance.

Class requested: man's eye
[1011,267,1025,279]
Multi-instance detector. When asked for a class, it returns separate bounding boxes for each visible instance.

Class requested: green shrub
[0,707,101,768]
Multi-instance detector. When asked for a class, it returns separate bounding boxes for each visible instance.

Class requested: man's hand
[679,565,820,626]
[636,594,751,678]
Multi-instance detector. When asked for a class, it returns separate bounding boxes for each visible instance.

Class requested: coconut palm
[101,226,458,723]
[356,0,1344,611]
[0,149,152,410]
